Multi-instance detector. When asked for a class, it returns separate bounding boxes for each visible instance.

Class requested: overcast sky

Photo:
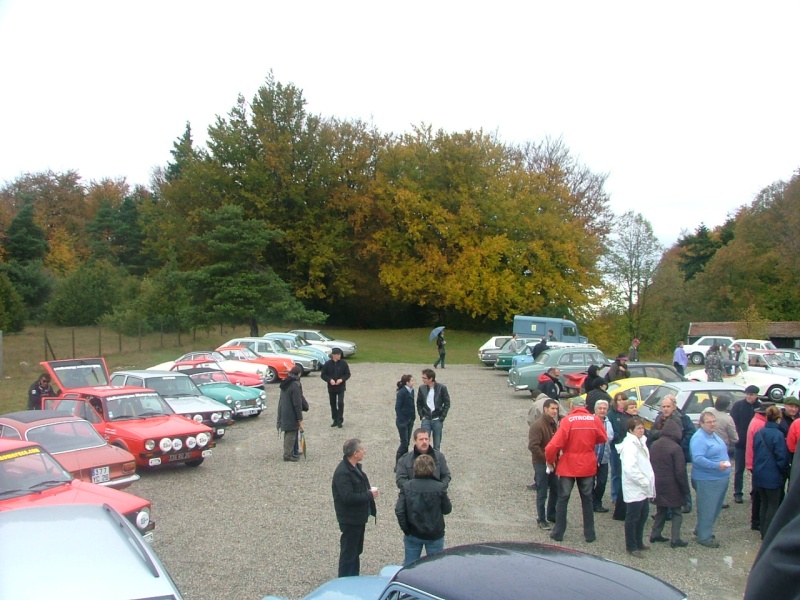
[1,1,797,244]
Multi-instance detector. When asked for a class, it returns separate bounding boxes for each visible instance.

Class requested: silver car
[289,329,357,357]
[0,504,183,600]
[638,381,747,429]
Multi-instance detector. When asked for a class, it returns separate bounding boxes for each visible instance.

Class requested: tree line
[0,72,797,350]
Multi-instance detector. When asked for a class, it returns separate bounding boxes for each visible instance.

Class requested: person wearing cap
[746,401,773,531]
[730,385,762,503]
[779,396,800,436]
[321,347,351,428]
[606,354,630,382]
[628,339,640,362]
[752,405,790,539]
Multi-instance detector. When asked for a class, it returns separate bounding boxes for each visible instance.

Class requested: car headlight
[145,439,156,451]
[223,411,231,420]
[234,400,242,408]
[225,395,233,405]
[259,392,267,401]
[196,432,210,447]
[159,438,173,452]
[193,414,203,423]
[211,412,221,423]
[186,436,197,449]
[135,507,151,531]
[172,438,183,451]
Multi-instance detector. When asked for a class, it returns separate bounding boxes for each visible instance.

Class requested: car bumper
[100,473,141,490]
[232,405,263,418]
[140,447,214,467]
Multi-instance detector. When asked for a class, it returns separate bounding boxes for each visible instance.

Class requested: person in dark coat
[582,364,604,394]
[649,419,690,547]
[744,446,800,599]
[395,374,416,462]
[276,365,304,462]
[321,347,351,428]
[28,373,55,410]
[395,454,452,565]
[537,368,561,400]
[332,438,378,577]
[531,338,549,359]
[606,355,630,382]
[586,380,612,414]
[730,385,761,503]
[752,405,791,539]
[396,428,451,490]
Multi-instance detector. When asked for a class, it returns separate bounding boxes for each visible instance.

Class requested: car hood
[262,574,394,600]
[0,480,148,514]
[197,383,260,401]
[161,395,227,412]
[105,414,213,437]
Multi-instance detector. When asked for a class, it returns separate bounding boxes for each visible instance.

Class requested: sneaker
[650,536,669,543]
[628,550,645,558]
[537,521,552,531]
[697,539,720,548]
[671,540,688,548]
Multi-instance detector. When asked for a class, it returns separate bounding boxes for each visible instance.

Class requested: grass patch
[0,325,495,415]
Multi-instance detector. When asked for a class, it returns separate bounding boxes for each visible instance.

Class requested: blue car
[261,542,685,600]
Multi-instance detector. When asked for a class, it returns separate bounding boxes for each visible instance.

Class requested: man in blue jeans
[417,369,450,450]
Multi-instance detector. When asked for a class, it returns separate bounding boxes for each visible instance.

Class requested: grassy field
[0,325,491,414]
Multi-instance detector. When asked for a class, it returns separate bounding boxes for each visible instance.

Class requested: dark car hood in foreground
[393,542,686,600]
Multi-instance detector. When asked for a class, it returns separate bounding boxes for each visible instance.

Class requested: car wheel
[185,458,205,467]
[767,386,785,401]
[690,353,704,365]
[263,367,279,384]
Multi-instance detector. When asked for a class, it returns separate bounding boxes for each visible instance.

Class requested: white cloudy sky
[1,1,797,244]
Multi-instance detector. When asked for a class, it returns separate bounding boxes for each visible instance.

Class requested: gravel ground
[131,363,759,600]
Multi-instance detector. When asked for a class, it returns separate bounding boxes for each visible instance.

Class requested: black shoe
[650,536,669,543]
[585,536,596,543]
[331,421,338,427]
[751,523,761,531]
[671,540,688,548]
[682,505,691,514]
[337,422,343,428]
[734,495,744,504]
[549,533,563,542]
[526,484,536,491]
[722,503,730,509]
[593,506,609,513]
[283,455,300,462]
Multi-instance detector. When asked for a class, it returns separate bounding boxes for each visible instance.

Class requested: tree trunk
[249,317,259,337]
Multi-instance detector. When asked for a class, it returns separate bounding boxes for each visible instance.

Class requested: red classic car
[0,410,139,489]
[169,359,266,387]
[215,345,294,383]
[39,358,215,469]
[0,438,155,541]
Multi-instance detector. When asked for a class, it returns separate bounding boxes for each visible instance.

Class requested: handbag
[301,394,310,412]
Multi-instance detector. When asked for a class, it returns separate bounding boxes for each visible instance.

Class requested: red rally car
[40,358,215,469]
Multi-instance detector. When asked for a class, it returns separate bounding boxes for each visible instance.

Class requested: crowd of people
[526,372,800,557]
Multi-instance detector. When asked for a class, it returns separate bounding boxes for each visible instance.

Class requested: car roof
[0,504,182,600]
[657,381,745,391]
[392,542,684,600]
[114,369,189,379]
[0,409,81,425]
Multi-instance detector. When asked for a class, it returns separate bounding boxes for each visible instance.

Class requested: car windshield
[105,393,174,420]
[236,347,260,360]
[0,446,72,497]
[314,331,334,342]
[271,340,288,352]
[26,420,105,453]
[145,376,201,397]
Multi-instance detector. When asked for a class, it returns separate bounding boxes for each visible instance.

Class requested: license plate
[216,428,225,435]
[167,452,193,461]
[240,408,257,416]
[202,449,212,457]
[91,466,110,484]
[143,531,154,543]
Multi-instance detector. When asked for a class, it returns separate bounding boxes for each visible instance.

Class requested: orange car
[215,345,294,383]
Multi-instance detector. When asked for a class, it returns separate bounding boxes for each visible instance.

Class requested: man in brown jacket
[528,398,560,530]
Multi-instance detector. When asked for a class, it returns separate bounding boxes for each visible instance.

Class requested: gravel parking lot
[131,363,759,600]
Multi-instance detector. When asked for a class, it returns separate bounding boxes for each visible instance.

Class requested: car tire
[690,353,704,365]
[767,386,785,401]
[185,458,205,467]
[263,367,279,384]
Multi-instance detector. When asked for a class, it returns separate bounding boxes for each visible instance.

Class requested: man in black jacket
[730,385,761,503]
[276,365,304,462]
[396,429,451,489]
[417,369,450,450]
[28,373,55,410]
[321,348,351,428]
[395,454,452,565]
[332,438,377,577]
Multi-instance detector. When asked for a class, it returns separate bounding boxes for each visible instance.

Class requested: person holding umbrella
[431,327,446,369]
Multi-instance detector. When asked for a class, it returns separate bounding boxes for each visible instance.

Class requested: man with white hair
[592,400,615,513]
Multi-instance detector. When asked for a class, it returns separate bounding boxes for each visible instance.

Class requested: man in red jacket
[545,398,608,543]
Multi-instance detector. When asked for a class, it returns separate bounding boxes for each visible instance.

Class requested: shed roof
[688,322,800,337]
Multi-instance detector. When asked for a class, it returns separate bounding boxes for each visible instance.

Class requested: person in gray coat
[276,365,304,462]
[396,428,451,490]
[649,419,690,547]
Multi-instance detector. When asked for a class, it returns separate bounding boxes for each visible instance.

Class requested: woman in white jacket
[618,417,656,557]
